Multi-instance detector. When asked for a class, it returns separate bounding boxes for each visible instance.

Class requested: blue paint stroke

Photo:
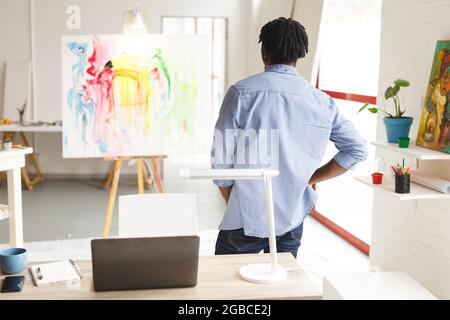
[67,42,88,111]
[98,138,108,153]
[67,41,97,149]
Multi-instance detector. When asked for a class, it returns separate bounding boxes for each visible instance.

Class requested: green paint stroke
[153,48,172,97]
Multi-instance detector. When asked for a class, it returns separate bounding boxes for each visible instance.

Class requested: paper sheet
[411,171,450,194]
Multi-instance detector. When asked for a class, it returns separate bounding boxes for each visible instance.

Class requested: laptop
[91,236,199,292]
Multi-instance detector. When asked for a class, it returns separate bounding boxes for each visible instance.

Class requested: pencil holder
[395,175,410,194]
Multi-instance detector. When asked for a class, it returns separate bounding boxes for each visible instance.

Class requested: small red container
[371,172,383,185]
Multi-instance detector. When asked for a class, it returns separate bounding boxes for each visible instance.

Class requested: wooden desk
[0,147,33,247]
[0,253,322,300]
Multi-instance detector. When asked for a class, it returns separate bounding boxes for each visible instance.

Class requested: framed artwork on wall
[416,40,450,154]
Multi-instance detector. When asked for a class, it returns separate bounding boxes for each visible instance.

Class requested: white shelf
[355,175,450,201]
[371,141,450,160]
[0,147,33,160]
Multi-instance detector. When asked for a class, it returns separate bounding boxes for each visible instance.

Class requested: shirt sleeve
[211,86,241,187]
[329,97,369,170]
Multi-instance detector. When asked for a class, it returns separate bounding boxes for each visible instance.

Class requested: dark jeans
[215,223,304,258]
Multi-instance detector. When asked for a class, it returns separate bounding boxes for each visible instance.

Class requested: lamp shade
[122,7,147,34]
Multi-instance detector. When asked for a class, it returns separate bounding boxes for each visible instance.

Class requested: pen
[69,259,83,279]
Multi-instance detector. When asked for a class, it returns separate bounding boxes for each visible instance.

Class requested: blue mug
[0,248,28,274]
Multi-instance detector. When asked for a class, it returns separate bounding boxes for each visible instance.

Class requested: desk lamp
[179,169,287,284]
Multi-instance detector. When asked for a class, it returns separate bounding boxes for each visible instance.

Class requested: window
[313,0,383,251]
[318,0,382,98]
[162,17,227,121]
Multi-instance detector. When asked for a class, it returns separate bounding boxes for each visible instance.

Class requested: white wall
[370,0,450,299]
[246,0,294,75]
[246,0,326,84]
[292,0,326,84]
[0,0,325,175]
[0,0,251,175]
[0,0,31,117]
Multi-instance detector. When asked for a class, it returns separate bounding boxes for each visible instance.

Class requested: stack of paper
[411,171,450,194]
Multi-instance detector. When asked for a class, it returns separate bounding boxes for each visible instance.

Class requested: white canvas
[61,34,211,158]
[2,60,32,122]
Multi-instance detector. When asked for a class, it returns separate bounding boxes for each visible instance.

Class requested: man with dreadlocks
[211,17,368,258]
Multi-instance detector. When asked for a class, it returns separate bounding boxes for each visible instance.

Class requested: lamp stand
[179,169,287,284]
[238,175,287,283]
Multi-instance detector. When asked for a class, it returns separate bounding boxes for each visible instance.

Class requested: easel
[1,132,44,190]
[102,155,167,238]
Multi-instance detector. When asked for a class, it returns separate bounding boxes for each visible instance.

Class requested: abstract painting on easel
[416,40,450,154]
[62,34,211,158]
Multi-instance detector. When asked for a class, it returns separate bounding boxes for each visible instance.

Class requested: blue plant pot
[0,248,27,275]
[383,117,413,143]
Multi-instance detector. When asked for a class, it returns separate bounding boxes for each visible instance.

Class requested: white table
[0,125,61,190]
[0,147,33,247]
[0,124,62,133]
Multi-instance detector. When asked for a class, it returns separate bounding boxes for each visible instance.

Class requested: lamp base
[239,263,287,284]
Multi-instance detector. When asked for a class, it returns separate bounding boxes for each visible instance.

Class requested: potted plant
[359,79,413,143]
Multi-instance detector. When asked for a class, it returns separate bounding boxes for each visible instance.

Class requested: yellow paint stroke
[112,54,153,132]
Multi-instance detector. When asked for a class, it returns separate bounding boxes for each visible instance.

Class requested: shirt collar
[264,64,298,75]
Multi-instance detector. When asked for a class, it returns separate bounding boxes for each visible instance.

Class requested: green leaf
[368,107,378,114]
[393,84,400,96]
[385,86,395,99]
[358,103,369,113]
[394,79,410,87]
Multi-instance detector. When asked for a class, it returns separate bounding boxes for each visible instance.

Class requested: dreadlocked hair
[259,17,309,64]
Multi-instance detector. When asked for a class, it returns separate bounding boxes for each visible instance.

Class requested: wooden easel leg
[151,158,165,193]
[21,168,33,191]
[102,160,122,238]
[143,160,154,190]
[16,132,44,190]
[3,132,15,142]
[136,159,144,194]
[103,161,116,190]
[20,133,44,180]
